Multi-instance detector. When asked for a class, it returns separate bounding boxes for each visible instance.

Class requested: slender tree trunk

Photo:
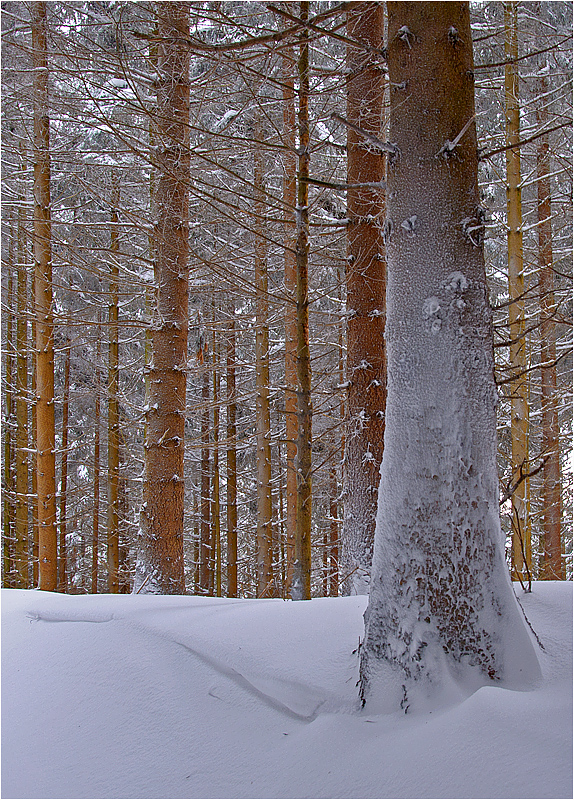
[58,341,70,592]
[505,1,531,581]
[226,304,238,597]
[360,2,540,711]
[536,64,564,580]
[341,2,387,595]
[291,0,312,602]
[15,190,30,589]
[107,175,120,593]
[329,463,339,597]
[282,29,298,595]
[32,0,57,592]
[92,326,101,593]
[31,267,38,587]
[254,116,274,598]
[137,2,190,594]
[212,311,221,597]
[200,360,212,594]
[3,268,15,588]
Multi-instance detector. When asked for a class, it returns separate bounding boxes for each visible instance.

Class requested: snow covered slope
[2,582,571,799]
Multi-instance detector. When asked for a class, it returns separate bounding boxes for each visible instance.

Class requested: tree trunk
[536,63,564,581]
[3,268,15,588]
[254,116,274,598]
[212,310,221,597]
[360,2,540,712]
[504,1,531,581]
[107,175,120,593]
[32,0,57,592]
[282,30,298,595]
[136,1,189,595]
[341,2,387,596]
[58,341,70,592]
[15,189,30,589]
[226,304,238,597]
[199,356,212,594]
[92,325,101,593]
[291,0,312,602]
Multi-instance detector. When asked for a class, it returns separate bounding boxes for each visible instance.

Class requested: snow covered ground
[2,582,571,799]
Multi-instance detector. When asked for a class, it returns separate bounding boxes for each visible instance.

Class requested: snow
[2,583,571,799]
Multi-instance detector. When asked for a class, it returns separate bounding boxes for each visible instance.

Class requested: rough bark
[291,0,312,601]
[136,2,189,595]
[536,63,564,581]
[504,1,531,581]
[341,2,387,595]
[360,2,540,712]
[212,313,221,597]
[199,358,212,594]
[32,0,57,592]
[92,326,101,593]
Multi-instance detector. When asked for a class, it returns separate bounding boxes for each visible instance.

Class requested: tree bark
[504,1,531,581]
[199,355,212,594]
[3,267,15,588]
[92,324,101,593]
[360,2,540,711]
[536,62,564,581]
[341,1,387,596]
[32,0,57,592]
[136,1,190,594]
[291,0,312,601]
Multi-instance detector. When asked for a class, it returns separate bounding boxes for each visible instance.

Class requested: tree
[360,2,541,712]
[341,1,387,596]
[135,2,190,594]
[32,0,57,592]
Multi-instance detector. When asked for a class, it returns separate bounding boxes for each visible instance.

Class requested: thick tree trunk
[505,2,531,581]
[360,2,540,712]
[226,305,238,597]
[32,0,57,592]
[282,33,298,595]
[136,2,189,594]
[254,117,274,598]
[536,67,564,581]
[341,2,386,596]
[291,0,312,601]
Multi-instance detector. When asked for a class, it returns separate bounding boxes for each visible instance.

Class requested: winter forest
[1,1,573,797]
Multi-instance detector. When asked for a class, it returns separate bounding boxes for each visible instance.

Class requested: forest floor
[1,581,571,799]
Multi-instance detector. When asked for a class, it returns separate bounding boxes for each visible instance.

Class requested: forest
[1,3,573,798]
[1,2,572,598]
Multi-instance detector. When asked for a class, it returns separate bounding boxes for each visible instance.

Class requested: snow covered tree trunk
[341,1,386,596]
[535,65,564,581]
[135,2,189,595]
[32,0,57,593]
[360,2,541,712]
[504,2,531,582]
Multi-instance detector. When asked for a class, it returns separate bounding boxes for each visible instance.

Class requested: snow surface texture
[2,583,571,800]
